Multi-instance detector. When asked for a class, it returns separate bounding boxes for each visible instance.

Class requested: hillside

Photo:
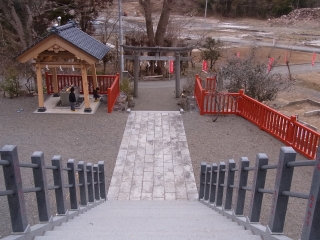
[121,1,320,30]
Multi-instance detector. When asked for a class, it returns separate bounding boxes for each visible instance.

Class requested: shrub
[0,68,22,98]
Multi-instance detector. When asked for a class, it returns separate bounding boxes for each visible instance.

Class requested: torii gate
[122,46,194,98]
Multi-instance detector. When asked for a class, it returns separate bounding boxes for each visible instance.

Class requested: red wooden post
[286,116,297,145]
[259,105,265,130]
[107,73,120,113]
[107,86,112,113]
[200,89,205,115]
[195,74,199,88]
[238,89,244,115]
[116,73,120,93]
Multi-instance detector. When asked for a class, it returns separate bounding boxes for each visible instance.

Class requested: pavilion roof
[16,21,110,61]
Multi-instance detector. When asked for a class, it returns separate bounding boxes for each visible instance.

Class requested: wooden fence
[194,75,320,159]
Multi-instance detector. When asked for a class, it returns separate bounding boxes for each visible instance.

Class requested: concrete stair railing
[199,146,320,240]
[0,145,106,240]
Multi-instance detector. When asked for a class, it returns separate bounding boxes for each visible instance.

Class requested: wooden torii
[122,45,194,98]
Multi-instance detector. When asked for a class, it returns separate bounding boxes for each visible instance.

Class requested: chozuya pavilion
[16,20,110,113]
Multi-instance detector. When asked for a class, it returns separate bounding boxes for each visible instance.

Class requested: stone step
[34,201,262,240]
[45,224,245,234]
[35,231,262,240]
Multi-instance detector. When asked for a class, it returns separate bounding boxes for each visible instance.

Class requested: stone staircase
[34,200,261,240]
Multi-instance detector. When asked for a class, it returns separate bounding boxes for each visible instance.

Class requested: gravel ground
[0,86,314,239]
[0,95,128,238]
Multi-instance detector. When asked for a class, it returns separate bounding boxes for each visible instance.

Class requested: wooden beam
[38,62,81,66]
[38,51,76,58]
[123,56,192,61]
[121,45,194,53]
[38,63,88,68]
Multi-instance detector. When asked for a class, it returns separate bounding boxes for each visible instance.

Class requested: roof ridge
[50,20,77,33]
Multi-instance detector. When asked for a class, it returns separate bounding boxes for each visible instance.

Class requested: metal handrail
[47,185,60,190]
[0,190,15,196]
[282,191,309,199]
[0,160,10,166]
[242,186,253,191]
[19,163,38,168]
[260,164,278,170]
[287,160,316,168]
[244,167,255,171]
[45,166,58,170]
[258,188,273,194]
[23,187,41,193]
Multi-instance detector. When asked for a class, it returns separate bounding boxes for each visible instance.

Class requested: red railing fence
[45,73,117,95]
[194,75,320,159]
[45,72,120,113]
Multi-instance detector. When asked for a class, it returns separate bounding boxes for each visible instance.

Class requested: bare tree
[139,0,155,46]
[97,12,119,43]
[139,0,175,47]
[0,0,49,49]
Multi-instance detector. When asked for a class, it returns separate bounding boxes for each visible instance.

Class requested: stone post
[133,52,139,97]
[175,52,181,98]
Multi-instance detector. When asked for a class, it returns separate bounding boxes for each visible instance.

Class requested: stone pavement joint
[107,111,198,200]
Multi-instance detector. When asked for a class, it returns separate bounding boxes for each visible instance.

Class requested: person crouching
[93,87,101,102]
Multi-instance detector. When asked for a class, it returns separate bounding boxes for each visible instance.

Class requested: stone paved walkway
[107,111,198,200]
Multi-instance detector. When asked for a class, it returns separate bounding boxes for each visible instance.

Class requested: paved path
[107,111,198,200]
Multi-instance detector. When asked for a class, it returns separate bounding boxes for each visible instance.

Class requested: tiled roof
[50,21,110,60]
[17,21,110,60]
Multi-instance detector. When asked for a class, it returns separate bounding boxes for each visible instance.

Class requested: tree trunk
[139,0,155,46]
[154,0,174,46]
[0,0,47,49]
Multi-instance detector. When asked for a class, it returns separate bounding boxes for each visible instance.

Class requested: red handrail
[194,76,320,159]
[205,76,217,92]
[107,73,120,113]
[203,92,239,115]
[194,75,205,115]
